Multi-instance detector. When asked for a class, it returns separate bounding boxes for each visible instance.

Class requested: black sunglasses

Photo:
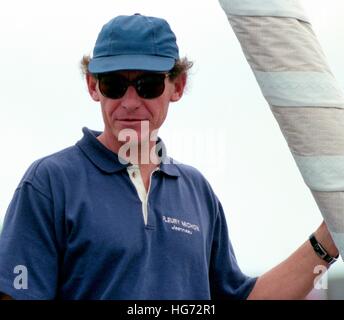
[96,72,169,100]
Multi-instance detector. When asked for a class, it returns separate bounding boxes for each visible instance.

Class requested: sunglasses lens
[97,73,166,99]
[98,74,128,99]
[136,74,166,99]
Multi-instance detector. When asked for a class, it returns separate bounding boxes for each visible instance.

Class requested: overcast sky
[1,0,344,277]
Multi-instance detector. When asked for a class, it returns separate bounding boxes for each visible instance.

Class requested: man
[0,13,339,300]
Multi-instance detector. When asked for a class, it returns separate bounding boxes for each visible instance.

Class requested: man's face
[87,70,186,145]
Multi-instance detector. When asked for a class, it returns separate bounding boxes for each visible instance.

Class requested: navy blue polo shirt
[0,127,256,300]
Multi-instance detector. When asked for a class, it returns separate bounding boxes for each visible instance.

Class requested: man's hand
[247,221,339,299]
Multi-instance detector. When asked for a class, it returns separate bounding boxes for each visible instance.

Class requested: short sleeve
[209,202,257,299]
[0,179,59,300]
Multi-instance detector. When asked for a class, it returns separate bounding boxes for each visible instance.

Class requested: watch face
[314,243,326,257]
[310,233,338,265]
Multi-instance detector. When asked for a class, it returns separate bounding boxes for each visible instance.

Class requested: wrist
[314,223,339,258]
[309,233,339,266]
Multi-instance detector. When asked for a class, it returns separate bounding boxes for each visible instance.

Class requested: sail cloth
[219,0,344,258]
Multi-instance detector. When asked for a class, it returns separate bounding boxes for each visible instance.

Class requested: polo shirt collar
[76,127,128,174]
[76,127,180,177]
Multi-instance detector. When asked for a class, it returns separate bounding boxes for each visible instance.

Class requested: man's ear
[86,73,100,102]
[170,73,187,102]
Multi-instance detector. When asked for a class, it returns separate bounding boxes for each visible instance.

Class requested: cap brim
[88,55,175,73]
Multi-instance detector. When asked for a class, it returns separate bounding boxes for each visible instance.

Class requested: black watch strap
[309,233,339,265]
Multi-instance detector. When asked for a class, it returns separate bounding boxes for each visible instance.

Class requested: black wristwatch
[309,233,339,265]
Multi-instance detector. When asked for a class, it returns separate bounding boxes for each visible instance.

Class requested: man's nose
[120,86,142,112]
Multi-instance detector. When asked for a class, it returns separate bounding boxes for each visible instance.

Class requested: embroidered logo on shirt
[162,215,200,235]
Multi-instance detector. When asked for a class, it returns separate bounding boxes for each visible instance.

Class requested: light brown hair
[80,55,193,81]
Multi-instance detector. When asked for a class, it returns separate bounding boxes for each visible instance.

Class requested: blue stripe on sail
[219,0,309,22]
[254,71,344,108]
[293,155,344,191]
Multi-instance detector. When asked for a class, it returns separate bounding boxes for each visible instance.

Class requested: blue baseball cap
[88,14,180,74]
